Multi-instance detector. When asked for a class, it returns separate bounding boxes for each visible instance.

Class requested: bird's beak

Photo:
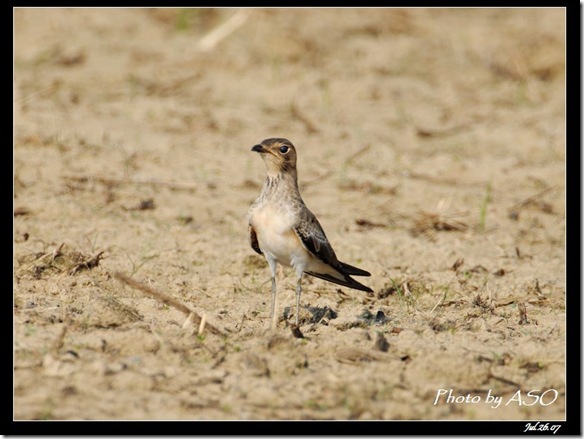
[251,144,264,153]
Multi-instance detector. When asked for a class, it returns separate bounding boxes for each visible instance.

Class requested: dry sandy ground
[14,8,566,423]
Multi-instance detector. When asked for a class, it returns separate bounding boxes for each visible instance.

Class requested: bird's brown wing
[293,212,373,292]
[293,208,373,293]
[249,224,263,255]
[293,208,340,269]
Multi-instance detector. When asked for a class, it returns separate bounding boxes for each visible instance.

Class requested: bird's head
[251,138,297,176]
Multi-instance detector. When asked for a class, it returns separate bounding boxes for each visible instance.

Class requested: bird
[247,138,373,329]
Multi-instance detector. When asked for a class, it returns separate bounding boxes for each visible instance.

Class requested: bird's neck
[262,169,299,198]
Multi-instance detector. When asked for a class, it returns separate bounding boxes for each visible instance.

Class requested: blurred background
[14,8,566,421]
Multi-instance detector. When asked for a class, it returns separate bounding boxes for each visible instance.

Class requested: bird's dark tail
[339,261,371,277]
[305,271,373,293]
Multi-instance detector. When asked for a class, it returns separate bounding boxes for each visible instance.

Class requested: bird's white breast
[250,203,307,270]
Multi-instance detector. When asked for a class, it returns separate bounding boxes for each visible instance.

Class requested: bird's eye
[279,146,289,154]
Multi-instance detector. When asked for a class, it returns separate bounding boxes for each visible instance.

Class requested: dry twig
[344,144,372,166]
[508,185,558,219]
[411,199,468,240]
[198,9,248,52]
[68,251,104,275]
[14,207,32,217]
[113,272,226,337]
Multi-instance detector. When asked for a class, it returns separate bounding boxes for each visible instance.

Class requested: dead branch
[344,144,372,166]
[198,9,248,52]
[68,251,105,275]
[14,207,32,217]
[507,185,559,217]
[113,272,226,337]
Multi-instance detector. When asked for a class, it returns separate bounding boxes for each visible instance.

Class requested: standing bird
[247,138,372,329]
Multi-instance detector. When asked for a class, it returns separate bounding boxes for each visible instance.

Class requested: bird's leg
[266,258,279,331]
[270,275,277,330]
[295,275,302,326]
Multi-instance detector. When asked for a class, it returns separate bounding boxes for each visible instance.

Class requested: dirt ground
[14,8,566,422]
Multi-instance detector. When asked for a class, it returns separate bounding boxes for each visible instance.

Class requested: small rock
[374,332,390,352]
